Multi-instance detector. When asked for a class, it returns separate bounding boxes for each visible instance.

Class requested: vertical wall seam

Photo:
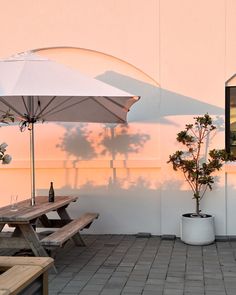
[224,0,227,236]
[225,172,228,236]
[159,0,162,235]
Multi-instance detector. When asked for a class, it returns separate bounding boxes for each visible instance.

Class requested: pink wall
[0,0,236,235]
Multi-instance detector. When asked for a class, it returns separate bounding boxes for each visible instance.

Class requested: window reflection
[227,87,236,155]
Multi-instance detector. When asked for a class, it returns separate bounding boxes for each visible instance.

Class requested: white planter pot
[181,213,215,245]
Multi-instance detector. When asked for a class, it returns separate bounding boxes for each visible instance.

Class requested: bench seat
[40,213,99,247]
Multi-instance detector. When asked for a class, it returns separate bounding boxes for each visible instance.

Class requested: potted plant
[167,114,234,245]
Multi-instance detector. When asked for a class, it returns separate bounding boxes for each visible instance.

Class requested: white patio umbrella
[0,52,139,205]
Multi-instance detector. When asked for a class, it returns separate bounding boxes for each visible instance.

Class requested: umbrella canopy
[0,52,139,123]
[0,52,140,205]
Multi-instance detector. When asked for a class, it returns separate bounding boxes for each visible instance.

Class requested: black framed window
[226,86,236,156]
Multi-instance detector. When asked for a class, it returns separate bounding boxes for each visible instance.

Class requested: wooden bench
[40,213,99,248]
[0,256,53,295]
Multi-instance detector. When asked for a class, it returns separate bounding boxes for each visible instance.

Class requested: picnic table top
[0,195,78,223]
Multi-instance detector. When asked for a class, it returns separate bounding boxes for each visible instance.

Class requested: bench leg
[71,233,86,246]
[42,271,49,295]
[57,207,86,246]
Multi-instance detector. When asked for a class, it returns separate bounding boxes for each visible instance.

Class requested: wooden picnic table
[0,196,79,257]
[0,195,99,275]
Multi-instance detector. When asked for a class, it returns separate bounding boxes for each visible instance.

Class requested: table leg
[18,224,57,273]
[0,224,5,232]
[39,214,52,227]
[12,226,22,237]
[18,224,49,257]
[57,207,86,246]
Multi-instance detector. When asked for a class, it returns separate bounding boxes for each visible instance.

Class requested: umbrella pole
[30,122,36,206]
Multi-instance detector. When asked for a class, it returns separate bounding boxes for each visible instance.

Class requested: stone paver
[2,235,236,294]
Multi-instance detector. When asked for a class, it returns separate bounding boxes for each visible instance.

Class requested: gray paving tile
[4,235,236,295]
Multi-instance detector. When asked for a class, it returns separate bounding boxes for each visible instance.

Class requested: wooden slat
[0,257,53,295]
[0,290,9,295]
[0,237,29,249]
[0,265,42,294]
[0,257,53,269]
[41,213,99,247]
[0,196,78,223]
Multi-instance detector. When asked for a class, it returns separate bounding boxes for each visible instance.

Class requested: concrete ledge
[215,235,236,241]
[161,235,176,240]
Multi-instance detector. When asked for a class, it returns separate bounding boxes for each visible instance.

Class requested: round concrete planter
[181,213,215,245]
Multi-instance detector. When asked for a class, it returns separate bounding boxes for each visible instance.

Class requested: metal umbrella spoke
[34,96,57,119]
[0,97,25,118]
[38,96,90,119]
[92,97,126,123]
[21,96,30,116]
[103,96,130,112]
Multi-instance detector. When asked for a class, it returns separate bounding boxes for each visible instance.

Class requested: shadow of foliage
[99,124,150,158]
[56,123,97,160]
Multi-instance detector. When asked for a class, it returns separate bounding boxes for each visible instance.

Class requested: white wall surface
[0,0,236,236]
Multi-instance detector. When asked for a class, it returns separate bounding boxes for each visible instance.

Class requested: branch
[200,184,208,200]
[183,171,196,194]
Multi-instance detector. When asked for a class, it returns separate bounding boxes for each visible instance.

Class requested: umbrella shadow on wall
[56,123,150,188]
[96,71,224,123]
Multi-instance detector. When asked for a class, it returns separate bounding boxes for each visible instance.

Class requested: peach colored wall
[0,0,236,236]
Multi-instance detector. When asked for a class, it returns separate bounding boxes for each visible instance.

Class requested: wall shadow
[38,176,161,234]
[56,123,150,186]
[55,70,224,191]
[96,71,223,124]
[56,123,97,160]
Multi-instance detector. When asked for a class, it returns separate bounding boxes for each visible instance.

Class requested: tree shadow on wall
[56,123,97,188]
[99,124,150,184]
[56,123,150,187]
[56,123,97,160]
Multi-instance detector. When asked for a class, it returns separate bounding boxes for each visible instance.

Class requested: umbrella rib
[33,96,40,115]
[0,96,24,117]
[41,96,90,118]
[103,96,129,112]
[35,96,57,119]
[92,97,126,122]
[21,96,30,116]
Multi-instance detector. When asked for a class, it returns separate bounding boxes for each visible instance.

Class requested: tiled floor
[44,235,236,295]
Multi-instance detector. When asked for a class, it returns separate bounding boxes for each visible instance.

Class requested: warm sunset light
[1,2,236,294]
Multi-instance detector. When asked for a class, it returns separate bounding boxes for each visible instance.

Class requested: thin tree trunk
[196,196,200,215]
